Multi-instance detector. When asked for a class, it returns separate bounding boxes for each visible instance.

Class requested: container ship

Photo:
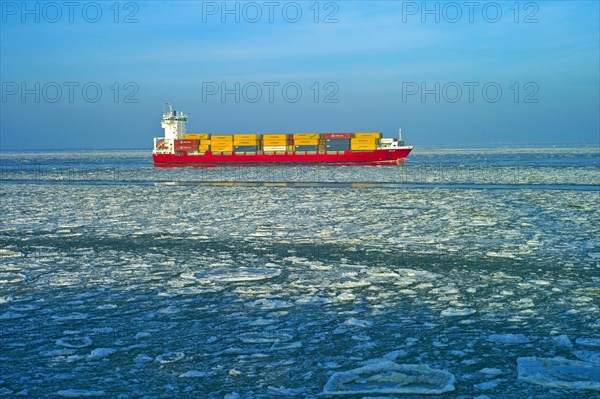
[152,104,413,167]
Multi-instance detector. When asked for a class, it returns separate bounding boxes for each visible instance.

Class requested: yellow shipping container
[351,145,377,151]
[233,140,258,146]
[294,142,319,147]
[185,133,211,140]
[234,138,259,143]
[351,138,377,144]
[199,145,210,152]
[234,134,259,140]
[264,141,287,144]
[262,134,288,141]
[263,141,287,146]
[293,133,319,140]
[354,132,382,139]
[353,141,377,146]
[211,135,233,142]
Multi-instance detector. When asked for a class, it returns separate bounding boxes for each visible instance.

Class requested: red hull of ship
[153,147,413,167]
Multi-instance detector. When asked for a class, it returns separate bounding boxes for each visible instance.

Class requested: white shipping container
[263,146,287,152]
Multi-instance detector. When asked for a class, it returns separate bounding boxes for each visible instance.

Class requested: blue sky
[1,1,598,150]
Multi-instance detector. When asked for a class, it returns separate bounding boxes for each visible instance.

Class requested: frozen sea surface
[0,147,599,398]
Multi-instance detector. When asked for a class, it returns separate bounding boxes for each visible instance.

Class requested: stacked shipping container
[185,134,211,152]
[351,132,382,151]
[210,135,233,152]
[234,134,259,152]
[323,132,353,151]
[171,132,385,154]
[263,134,288,153]
[293,133,319,152]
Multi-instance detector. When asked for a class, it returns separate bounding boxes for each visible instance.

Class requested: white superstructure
[153,103,188,154]
[162,103,187,140]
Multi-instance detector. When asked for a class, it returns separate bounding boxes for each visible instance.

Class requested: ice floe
[179,370,208,378]
[576,338,600,348]
[487,333,531,344]
[0,249,23,258]
[270,341,302,351]
[441,307,476,317]
[383,350,408,361]
[474,379,502,391]
[343,318,373,328]
[245,298,294,310]
[517,357,600,390]
[87,348,116,360]
[322,360,455,395]
[552,334,573,347]
[267,385,306,396]
[572,350,600,364]
[56,336,93,348]
[0,272,26,284]
[155,352,185,364]
[0,311,25,319]
[195,267,281,283]
[238,331,293,344]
